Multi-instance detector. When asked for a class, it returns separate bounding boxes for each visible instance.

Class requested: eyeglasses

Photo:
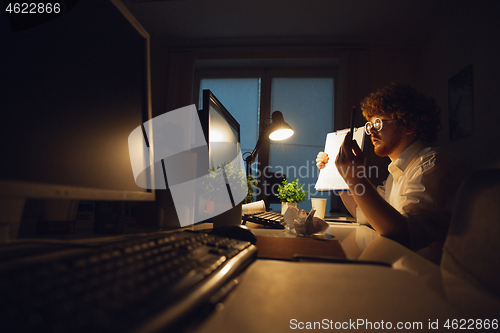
[364,118,392,135]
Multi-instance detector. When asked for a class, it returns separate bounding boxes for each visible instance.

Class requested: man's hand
[316,151,329,169]
[335,130,366,184]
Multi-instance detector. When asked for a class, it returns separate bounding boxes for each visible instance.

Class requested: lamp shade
[268,111,294,141]
[245,110,294,177]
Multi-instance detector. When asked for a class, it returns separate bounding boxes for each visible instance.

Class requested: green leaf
[275,178,308,203]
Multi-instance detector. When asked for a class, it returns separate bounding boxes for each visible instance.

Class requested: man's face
[368,116,405,158]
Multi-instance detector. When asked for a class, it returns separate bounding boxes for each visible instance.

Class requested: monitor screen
[202,90,241,170]
[194,90,245,225]
[0,0,154,237]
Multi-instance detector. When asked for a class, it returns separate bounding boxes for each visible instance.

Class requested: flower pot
[281,202,297,215]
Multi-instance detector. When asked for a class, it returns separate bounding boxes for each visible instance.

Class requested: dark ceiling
[121,0,456,48]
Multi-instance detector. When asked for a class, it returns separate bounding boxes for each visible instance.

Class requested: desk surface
[7,221,500,332]
[246,222,378,260]
[255,235,346,260]
[193,223,500,333]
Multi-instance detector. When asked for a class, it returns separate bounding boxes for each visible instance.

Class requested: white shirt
[357,140,470,251]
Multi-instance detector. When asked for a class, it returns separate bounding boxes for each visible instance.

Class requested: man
[317,82,469,261]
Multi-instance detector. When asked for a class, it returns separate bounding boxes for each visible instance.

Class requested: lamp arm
[245,110,293,178]
[245,124,270,176]
[245,135,261,177]
[246,136,262,165]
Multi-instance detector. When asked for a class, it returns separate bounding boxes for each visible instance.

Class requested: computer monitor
[0,0,154,239]
[195,90,245,226]
[199,90,241,171]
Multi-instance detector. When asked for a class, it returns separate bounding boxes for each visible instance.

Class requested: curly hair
[360,82,442,142]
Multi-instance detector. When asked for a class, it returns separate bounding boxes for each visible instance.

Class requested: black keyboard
[242,211,285,229]
[0,230,257,333]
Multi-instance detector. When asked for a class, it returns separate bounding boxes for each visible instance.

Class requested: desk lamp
[245,111,294,177]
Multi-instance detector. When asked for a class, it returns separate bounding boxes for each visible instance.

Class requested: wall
[368,48,421,93]
[420,0,500,170]
[338,0,500,180]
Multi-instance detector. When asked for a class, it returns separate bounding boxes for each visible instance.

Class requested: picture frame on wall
[448,64,473,141]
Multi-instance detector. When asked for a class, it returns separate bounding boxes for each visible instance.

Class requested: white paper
[315,127,366,191]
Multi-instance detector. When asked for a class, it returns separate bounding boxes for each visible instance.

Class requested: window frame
[194,66,338,203]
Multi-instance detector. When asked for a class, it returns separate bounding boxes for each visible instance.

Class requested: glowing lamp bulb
[269,128,294,141]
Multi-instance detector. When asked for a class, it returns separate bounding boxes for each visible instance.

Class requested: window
[269,77,334,211]
[197,68,335,213]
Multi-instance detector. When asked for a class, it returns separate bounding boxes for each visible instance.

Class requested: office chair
[440,168,500,298]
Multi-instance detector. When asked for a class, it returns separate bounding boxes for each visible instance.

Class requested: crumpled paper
[283,206,329,236]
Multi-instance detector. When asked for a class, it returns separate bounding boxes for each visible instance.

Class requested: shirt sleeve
[400,150,469,251]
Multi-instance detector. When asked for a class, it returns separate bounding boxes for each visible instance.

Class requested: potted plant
[276,178,308,214]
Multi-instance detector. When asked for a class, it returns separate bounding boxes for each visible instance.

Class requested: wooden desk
[247,222,378,260]
[193,223,500,333]
[255,235,346,260]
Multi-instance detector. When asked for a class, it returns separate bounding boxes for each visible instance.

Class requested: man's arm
[336,131,410,247]
[346,177,410,246]
[339,191,357,218]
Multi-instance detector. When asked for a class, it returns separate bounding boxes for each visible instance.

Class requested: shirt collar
[388,140,426,181]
